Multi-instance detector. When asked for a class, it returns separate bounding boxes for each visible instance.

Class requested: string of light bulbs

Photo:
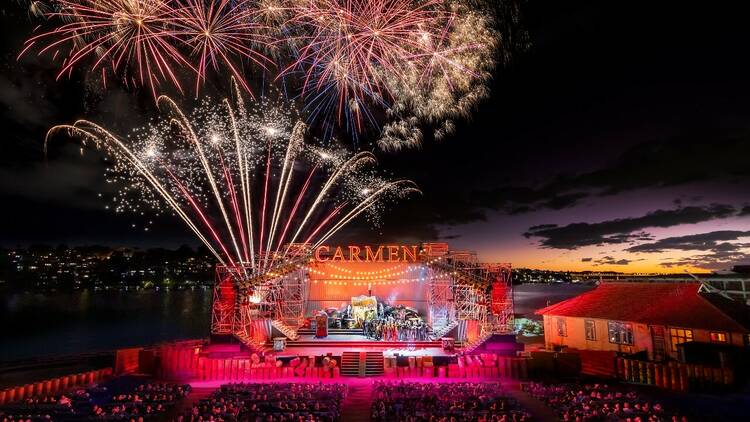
[323,262,405,275]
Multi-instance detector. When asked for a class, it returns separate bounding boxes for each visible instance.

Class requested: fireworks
[170,0,273,95]
[379,6,498,150]
[22,1,195,98]
[20,0,272,98]
[21,0,510,148]
[46,86,420,278]
[282,0,444,133]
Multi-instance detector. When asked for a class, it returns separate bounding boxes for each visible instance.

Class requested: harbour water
[0,289,212,363]
[0,283,590,362]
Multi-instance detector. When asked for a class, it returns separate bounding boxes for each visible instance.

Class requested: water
[513,283,595,319]
[0,289,212,363]
[0,283,591,362]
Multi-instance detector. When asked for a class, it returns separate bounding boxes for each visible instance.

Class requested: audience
[371,381,531,422]
[0,376,693,421]
[522,381,687,422]
[180,382,346,422]
[0,380,190,421]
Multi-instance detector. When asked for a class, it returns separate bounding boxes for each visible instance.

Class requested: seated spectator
[0,379,190,421]
[522,381,685,422]
[181,382,346,422]
[371,381,531,422]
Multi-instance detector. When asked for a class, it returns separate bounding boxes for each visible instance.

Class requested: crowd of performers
[314,301,431,342]
[361,304,430,341]
[363,317,430,341]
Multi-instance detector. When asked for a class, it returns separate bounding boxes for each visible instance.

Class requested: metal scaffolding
[428,270,455,333]
[454,283,487,321]
[423,243,514,339]
[210,281,234,335]
[271,266,310,328]
[211,259,309,345]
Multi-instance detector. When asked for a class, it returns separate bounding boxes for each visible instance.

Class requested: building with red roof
[536,282,750,361]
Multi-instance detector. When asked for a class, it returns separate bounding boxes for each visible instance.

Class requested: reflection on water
[0,283,589,362]
[0,289,212,362]
[513,283,595,319]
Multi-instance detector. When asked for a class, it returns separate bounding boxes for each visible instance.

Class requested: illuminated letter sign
[402,245,417,262]
[348,246,362,262]
[314,245,330,262]
[365,246,384,262]
[312,245,419,262]
[387,245,400,262]
[332,246,345,261]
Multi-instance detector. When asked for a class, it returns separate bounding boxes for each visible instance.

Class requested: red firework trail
[282,0,443,127]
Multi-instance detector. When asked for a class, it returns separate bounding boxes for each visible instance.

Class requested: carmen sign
[313,245,420,262]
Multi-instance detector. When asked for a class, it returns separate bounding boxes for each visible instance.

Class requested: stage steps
[233,330,269,353]
[340,352,384,377]
[272,320,300,341]
[365,352,384,376]
[340,352,361,377]
[430,320,459,340]
[462,331,494,354]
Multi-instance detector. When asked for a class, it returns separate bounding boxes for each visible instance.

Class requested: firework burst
[20,0,192,98]
[379,6,498,150]
[171,0,273,96]
[20,0,509,148]
[282,0,444,133]
[46,85,420,280]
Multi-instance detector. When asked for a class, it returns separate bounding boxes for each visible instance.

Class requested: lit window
[710,332,728,343]
[585,319,596,341]
[669,327,694,351]
[608,321,633,345]
[556,318,567,337]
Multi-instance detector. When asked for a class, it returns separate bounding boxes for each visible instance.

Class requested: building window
[585,319,596,341]
[710,332,728,343]
[669,327,693,351]
[608,321,633,345]
[556,318,567,337]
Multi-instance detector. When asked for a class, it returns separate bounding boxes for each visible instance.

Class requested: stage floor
[280,334,453,357]
[295,333,436,342]
[279,345,454,357]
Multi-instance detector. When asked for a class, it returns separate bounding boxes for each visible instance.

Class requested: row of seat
[0,368,113,405]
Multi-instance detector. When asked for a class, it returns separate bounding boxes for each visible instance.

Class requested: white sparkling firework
[46,86,420,281]
[378,5,498,151]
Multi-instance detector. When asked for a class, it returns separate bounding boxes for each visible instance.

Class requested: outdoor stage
[213,243,513,344]
[152,243,518,380]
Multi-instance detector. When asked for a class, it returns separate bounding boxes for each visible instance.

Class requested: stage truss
[422,244,514,340]
[211,243,513,349]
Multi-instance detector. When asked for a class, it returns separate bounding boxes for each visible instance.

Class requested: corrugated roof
[535,282,750,333]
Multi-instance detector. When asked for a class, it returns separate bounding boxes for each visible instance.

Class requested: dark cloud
[463,128,750,216]
[581,257,592,262]
[524,205,737,249]
[626,230,750,253]
[660,250,750,271]
[593,256,632,266]
[622,230,750,271]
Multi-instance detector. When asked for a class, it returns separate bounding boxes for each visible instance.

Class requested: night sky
[2,1,750,273]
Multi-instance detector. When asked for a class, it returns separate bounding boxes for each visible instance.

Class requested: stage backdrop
[306,262,429,318]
